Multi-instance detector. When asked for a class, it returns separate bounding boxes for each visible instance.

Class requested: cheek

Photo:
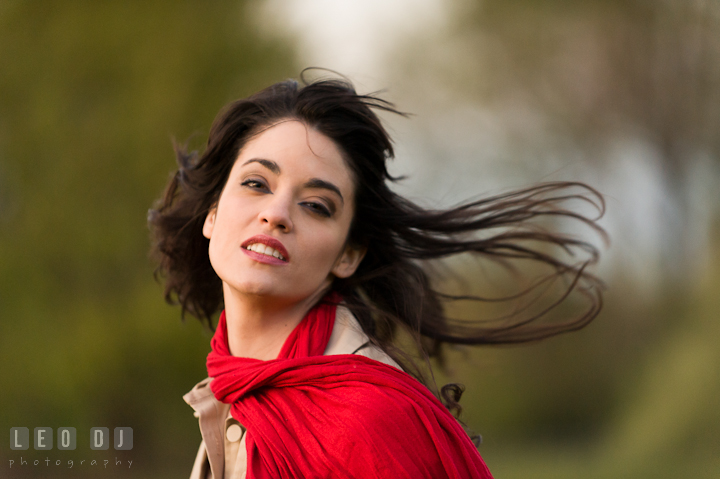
[206,231,229,278]
[207,206,242,263]
[299,228,347,270]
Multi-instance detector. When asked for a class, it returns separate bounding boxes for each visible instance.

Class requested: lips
[241,235,290,262]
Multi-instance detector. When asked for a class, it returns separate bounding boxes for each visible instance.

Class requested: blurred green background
[1,1,719,478]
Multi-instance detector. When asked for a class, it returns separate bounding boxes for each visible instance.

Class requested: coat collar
[183,376,229,479]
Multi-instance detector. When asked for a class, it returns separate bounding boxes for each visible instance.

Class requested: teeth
[246,243,285,261]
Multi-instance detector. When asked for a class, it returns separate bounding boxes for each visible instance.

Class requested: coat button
[226,424,243,442]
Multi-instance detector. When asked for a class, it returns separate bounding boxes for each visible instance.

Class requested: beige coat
[183,305,400,479]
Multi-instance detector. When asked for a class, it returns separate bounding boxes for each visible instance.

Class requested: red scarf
[207,293,494,479]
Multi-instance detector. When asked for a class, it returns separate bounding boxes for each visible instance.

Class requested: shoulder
[323,304,401,369]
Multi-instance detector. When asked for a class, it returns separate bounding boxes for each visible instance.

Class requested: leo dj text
[9,427,133,450]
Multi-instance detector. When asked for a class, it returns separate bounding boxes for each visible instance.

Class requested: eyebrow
[303,178,344,205]
[241,158,345,205]
[242,158,280,175]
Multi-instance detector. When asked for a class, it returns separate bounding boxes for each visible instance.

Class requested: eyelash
[241,179,332,218]
[242,179,267,190]
[303,202,331,217]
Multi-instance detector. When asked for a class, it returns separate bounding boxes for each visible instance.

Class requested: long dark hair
[149,71,606,425]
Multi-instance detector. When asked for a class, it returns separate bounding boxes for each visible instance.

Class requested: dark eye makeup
[302,201,332,217]
[241,178,267,190]
[242,178,334,218]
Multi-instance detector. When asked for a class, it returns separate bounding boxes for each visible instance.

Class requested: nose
[259,193,294,232]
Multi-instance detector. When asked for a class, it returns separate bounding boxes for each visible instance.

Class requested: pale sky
[258,0,449,89]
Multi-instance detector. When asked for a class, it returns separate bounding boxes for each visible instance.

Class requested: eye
[241,179,268,190]
[302,201,331,218]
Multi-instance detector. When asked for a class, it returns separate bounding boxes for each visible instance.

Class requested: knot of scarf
[206,292,493,479]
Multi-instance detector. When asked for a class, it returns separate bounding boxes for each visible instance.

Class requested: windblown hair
[149,71,607,425]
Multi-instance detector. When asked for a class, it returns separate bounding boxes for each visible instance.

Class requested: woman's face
[202,120,365,306]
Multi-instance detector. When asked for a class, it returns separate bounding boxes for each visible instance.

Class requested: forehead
[235,120,354,191]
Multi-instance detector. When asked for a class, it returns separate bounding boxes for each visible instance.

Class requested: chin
[220,271,331,304]
[225,277,295,299]
[233,280,280,297]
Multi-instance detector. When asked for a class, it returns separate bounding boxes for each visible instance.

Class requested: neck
[221,284,329,360]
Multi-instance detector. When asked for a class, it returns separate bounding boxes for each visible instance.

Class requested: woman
[149,72,605,479]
